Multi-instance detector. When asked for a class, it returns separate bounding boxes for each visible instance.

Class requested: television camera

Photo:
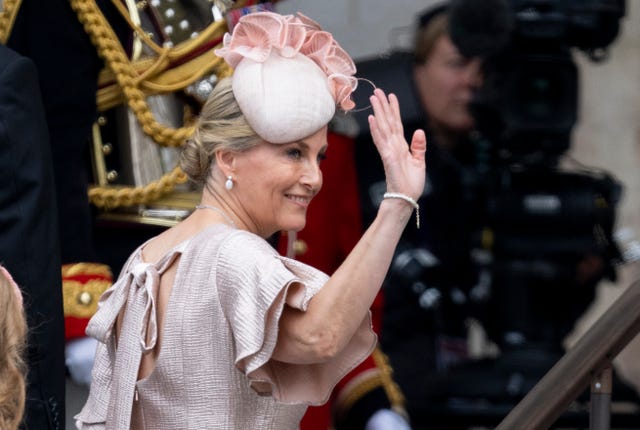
[448,0,626,361]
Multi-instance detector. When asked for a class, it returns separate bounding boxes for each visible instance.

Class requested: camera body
[448,0,627,350]
[452,0,625,162]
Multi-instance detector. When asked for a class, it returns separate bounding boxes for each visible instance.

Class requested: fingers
[371,88,392,117]
[388,93,404,135]
[369,89,391,137]
[368,89,403,146]
[410,129,427,162]
[367,114,380,142]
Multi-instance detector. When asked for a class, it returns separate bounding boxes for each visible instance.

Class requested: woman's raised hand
[368,88,426,202]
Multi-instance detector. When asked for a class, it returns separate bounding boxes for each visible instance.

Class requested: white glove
[365,409,412,430]
[65,336,98,386]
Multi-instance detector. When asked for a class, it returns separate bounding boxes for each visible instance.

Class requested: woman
[76,11,425,429]
[375,5,484,422]
[0,265,27,430]
[412,3,482,150]
[347,3,482,424]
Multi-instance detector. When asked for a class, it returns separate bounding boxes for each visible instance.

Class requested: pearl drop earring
[225,176,234,190]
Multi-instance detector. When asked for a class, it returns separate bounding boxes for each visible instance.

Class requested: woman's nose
[302,161,323,192]
[465,59,484,88]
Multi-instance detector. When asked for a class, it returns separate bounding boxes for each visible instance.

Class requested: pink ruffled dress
[75,224,376,429]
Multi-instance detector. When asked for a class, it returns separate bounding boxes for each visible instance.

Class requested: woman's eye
[287,148,302,159]
[318,152,327,164]
[446,56,466,69]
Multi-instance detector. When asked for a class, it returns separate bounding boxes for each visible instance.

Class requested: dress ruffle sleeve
[217,231,376,405]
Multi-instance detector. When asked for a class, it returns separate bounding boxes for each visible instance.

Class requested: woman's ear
[214,149,236,177]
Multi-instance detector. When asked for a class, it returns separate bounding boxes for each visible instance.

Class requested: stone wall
[568,0,640,393]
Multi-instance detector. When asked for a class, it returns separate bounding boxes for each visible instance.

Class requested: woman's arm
[273,89,427,363]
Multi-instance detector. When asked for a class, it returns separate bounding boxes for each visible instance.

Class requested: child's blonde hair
[0,265,27,430]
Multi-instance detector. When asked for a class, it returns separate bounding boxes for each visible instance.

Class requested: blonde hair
[414,12,449,65]
[0,268,27,430]
[179,78,262,185]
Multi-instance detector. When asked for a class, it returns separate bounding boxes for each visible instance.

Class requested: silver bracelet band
[383,192,420,229]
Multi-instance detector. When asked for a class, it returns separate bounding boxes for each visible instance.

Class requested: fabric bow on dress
[86,248,182,429]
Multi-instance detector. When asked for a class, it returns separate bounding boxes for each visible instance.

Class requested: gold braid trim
[107,0,242,58]
[334,346,410,421]
[89,166,188,209]
[97,53,232,111]
[70,0,197,148]
[70,0,239,208]
[334,368,384,420]
[0,0,23,44]
[96,0,237,111]
[372,347,409,419]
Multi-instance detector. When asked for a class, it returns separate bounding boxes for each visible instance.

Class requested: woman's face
[233,126,328,237]
[414,34,483,134]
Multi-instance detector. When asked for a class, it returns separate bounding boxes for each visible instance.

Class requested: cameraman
[364,2,484,424]
[412,4,482,152]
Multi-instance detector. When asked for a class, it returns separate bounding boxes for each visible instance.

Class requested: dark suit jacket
[0,44,65,430]
[7,0,130,263]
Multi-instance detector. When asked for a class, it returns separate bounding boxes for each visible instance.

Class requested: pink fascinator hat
[215,12,358,143]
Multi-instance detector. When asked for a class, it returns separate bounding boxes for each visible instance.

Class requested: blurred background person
[351,1,639,428]
[352,4,483,424]
[378,2,483,421]
[411,3,482,150]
